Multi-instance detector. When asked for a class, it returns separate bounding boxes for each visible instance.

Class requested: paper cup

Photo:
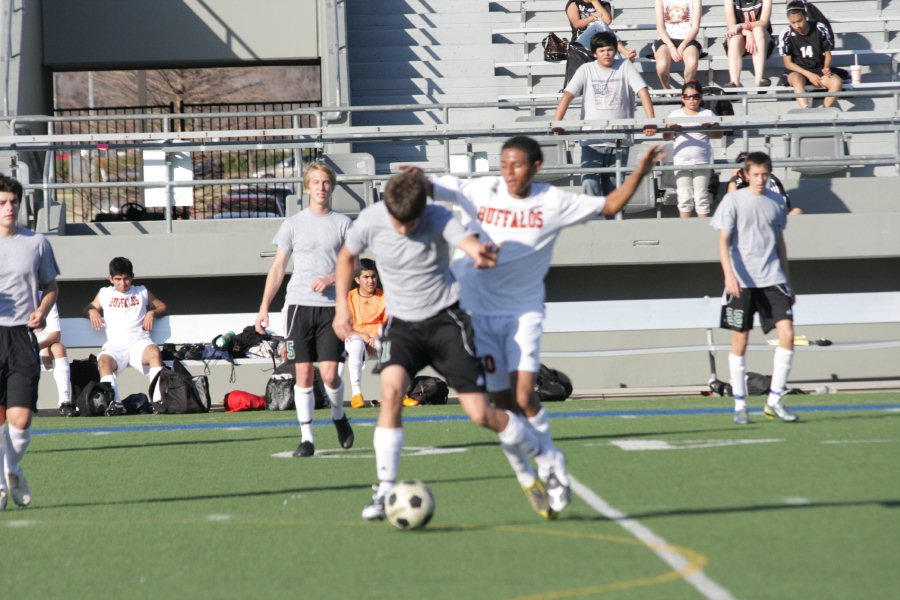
[850,65,861,84]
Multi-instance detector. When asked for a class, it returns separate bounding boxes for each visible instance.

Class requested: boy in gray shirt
[333,171,566,522]
[255,162,354,457]
[0,174,60,510]
[711,151,798,425]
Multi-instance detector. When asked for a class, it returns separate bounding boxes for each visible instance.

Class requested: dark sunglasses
[682,93,701,99]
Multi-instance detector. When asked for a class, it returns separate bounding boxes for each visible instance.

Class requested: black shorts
[720,285,794,334]
[374,304,486,394]
[284,305,344,364]
[653,38,704,55]
[0,326,41,410]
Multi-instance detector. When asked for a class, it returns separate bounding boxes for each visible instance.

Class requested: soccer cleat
[105,402,126,417]
[292,440,315,457]
[521,478,554,520]
[402,396,420,408]
[58,402,77,417]
[764,400,798,423]
[0,488,7,511]
[351,394,365,409]
[545,471,571,514]
[7,470,32,507]
[537,447,571,514]
[334,416,354,449]
[733,407,750,425]
[361,490,386,521]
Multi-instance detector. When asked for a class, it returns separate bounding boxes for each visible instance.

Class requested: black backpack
[746,372,772,395]
[534,364,573,402]
[149,359,211,414]
[564,42,594,88]
[231,325,268,356]
[75,381,114,417]
[264,362,328,410]
[406,376,449,405]
[69,354,100,403]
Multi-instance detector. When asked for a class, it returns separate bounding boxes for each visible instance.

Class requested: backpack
[121,393,153,415]
[703,86,734,118]
[406,376,449,405]
[75,381,114,417]
[224,390,267,412]
[69,354,100,402]
[746,372,772,395]
[149,359,210,414]
[534,364,573,402]
[564,42,594,88]
[265,362,295,410]
[231,325,268,357]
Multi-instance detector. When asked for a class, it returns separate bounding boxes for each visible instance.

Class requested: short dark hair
[358,258,377,274]
[384,170,427,223]
[590,31,618,52]
[681,80,702,96]
[501,136,543,165]
[109,257,135,278]
[0,174,23,201]
[786,0,807,16]
[743,151,772,172]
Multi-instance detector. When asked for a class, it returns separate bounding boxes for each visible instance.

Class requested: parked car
[212,193,285,219]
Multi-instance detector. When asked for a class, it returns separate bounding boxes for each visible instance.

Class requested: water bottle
[215,331,235,348]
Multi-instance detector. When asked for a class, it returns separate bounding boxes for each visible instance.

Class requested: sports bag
[564,42,594,88]
[406,376,449,405]
[534,364,573,402]
[69,354,100,402]
[542,32,569,62]
[224,390,266,412]
[149,359,210,414]
[265,363,295,411]
[75,381,114,417]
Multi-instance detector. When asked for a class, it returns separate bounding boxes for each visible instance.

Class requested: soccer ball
[385,480,435,530]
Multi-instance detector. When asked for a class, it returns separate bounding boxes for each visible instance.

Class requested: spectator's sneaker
[521,478,553,520]
[402,396,420,408]
[105,402,126,417]
[733,407,750,425]
[764,400,798,423]
[6,470,32,507]
[292,440,315,457]
[361,489,386,521]
[757,77,771,87]
[334,416,354,449]
[350,394,365,409]
[58,402,77,417]
[0,488,7,511]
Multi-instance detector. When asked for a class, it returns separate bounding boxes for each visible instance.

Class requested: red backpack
[223,390,266,412]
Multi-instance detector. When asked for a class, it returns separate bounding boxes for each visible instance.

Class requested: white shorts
[470,311,543,392]
[34,307,61,345]
[344,334,379,359]
[100,339,156,376]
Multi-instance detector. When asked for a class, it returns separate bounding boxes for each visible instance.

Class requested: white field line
[570,475,737,600]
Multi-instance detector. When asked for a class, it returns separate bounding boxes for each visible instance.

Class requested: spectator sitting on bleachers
[653,0,703,90]
[777,0,842,109]
[723,0,774,88]
[566,0,636,61]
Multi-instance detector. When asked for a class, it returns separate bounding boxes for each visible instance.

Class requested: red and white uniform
[98,284,154,375]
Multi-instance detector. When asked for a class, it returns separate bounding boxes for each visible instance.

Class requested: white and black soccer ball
[385,480,435,530]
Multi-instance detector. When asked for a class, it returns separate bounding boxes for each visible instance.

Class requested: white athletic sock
[147,367,163,402]
[3,424,31,475]
[294,385,315,443]
[101,374,121,404]
[324,381,346,421]
[734,397,747,411]
[498,411,543,458]
[769,347,794,401]
[728,353,748,400]
[0,427,6,490]
[528,407,554,453]
[373,426,403,495]
[501,443,536,487]
[346,338,366,397]
[53,357,72,405]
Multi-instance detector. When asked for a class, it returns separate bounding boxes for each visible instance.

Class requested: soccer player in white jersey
[84,257,168,414]
[422,136,665,514]
[333,170,563,521]
[711,151,798,425]
[1,174,60,510]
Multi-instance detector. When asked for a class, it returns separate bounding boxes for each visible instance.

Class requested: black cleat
[292,440,315,457]
[58,402,77,417]
[334,416,354,449]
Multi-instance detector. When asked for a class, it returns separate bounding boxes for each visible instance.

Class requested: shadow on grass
[30,434,299,454]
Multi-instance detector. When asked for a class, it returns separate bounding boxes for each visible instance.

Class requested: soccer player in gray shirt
[333,170,564,521]
[0,174,60,510]
[711,151,798,425]
[255,162,354,457]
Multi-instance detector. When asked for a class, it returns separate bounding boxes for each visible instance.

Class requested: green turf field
[4,392,899,599]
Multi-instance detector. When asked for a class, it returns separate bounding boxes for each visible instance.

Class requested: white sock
[294,385,315,443]
[346,338,366,397]
[3,424,31,475]
[147,367,163,402]
[734,397,747,411]
[770,347,794,399]
[53,357,72,405]
[498,411,543,458]
[373,426,403,495]
[324,381,345,421]
[0,428,5,492]
[528,407,554,453]
[728,353,747,399]
[101,374,121,404]
[501,442,536,487]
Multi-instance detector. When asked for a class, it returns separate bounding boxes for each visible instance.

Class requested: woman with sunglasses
[664,80,722,218]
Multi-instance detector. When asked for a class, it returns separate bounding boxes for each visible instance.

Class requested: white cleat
[537,447,571,514]
[7,470,32,507]
[765,400,798,423]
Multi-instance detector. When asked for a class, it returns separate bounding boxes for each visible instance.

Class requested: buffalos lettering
[476,206,543,228]
[108,295,140,308]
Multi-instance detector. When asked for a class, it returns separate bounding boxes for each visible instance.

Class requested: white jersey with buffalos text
[432,174,605,316]
[98,284,152,346]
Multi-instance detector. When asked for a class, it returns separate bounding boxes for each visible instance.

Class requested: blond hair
[302,161,337,190]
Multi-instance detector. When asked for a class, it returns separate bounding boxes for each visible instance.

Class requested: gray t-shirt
[273,208,351,307]
[344,202,468,322]
[711,187,788,288]
[564,58,649,148]
[0,228,60,327]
